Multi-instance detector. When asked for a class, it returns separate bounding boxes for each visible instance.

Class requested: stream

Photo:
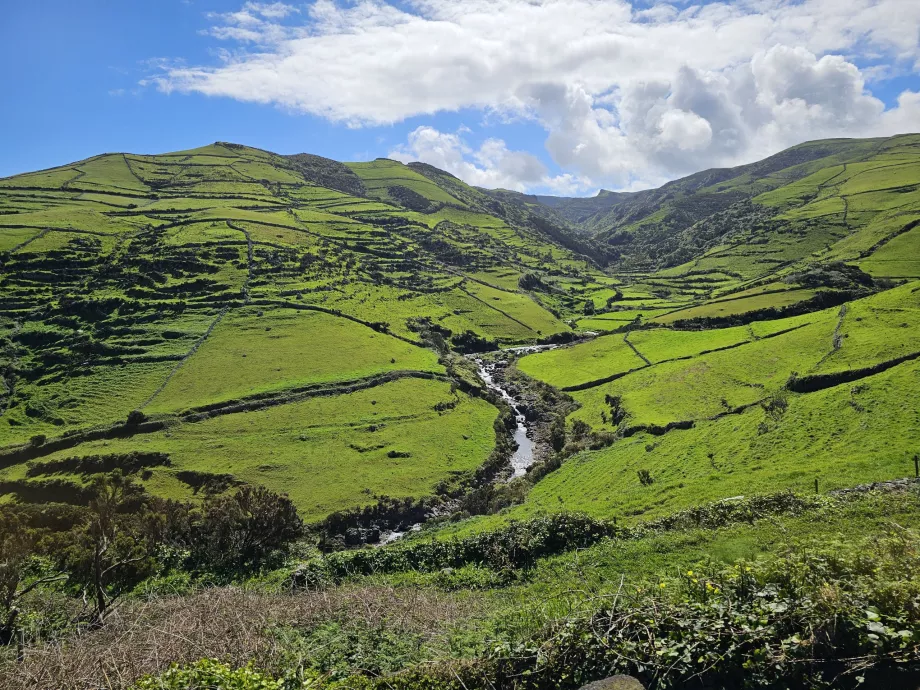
[377,343,560,545]
[472,343,559,479]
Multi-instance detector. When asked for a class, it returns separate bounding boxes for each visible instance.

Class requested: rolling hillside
[0,143,606,520]
[2,135,919,524]
[3,134,920,688]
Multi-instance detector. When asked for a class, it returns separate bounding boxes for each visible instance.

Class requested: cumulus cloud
[155,0,920,191]
[389,126,589,193]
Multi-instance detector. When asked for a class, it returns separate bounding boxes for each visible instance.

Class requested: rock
[579,676,645,690]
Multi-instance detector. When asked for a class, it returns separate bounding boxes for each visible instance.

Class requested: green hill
[2,135,920,524]
[4,134,920,688]
[0,142,605,519]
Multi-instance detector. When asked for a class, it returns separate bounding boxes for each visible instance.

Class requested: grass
[517,335,645,389]
[812,282,920,374]
[1,362,179,446]
[8,488,920,690]
[569,311,837,429]
[466,354,920,530]
[347,160,466,207]
[461,282,566,337]
[11,377,498,521]
[146,307,443,414]
[627,325,752,363]
[3,134,920,531]
[654,289,819,324]
[6,134,920,689]
[857,223,920,278]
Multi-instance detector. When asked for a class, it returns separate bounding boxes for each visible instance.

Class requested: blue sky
[2,1,919,193]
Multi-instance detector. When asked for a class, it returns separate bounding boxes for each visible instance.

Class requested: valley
[2,133,920,689]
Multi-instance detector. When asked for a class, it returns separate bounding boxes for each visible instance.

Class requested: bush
[293,513,615,586]
[347,527,920,689]
[450,330,497,354]
[132,658,317,690]
[126,410,147,426]
[187,485,304,572]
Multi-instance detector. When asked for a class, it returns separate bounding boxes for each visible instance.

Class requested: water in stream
[377,344,560,544]
[473,344,558,478]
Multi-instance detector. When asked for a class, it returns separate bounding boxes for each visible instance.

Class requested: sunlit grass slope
[3,378,497,522]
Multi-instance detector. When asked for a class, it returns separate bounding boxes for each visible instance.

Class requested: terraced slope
[2,134,919,533]
[0,143,608,520]
[492,281,920,530]
[3,135,920,690]
[505,134,920,279]
[548,134,920,337]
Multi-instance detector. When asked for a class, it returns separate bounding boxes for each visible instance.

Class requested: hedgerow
[292,491,826,587]
[341,527,920,689]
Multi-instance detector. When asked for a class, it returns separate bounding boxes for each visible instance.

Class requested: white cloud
[389,126,590,193]
[155,0,920,190]
[246,2,299,19]
[204,2,302,44]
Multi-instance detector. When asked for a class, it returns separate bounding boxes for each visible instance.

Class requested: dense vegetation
[1,133,920,688]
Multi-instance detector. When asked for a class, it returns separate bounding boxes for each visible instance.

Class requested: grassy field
[0,135,917,522]
[145,307,442,414]
[517,334,646,389]
[2,377,497,522]
[0,143,613,523]
[5,135,920,689]
[442,350,920,540]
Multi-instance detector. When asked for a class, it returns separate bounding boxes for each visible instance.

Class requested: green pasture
[145,307,442,414]
[9,377,498,522]
[517,335,645,389]
[654,289,819,323]
[495,355,920,526]
[347,159,465,207]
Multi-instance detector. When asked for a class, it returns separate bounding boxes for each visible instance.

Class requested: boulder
[579,676,645,690]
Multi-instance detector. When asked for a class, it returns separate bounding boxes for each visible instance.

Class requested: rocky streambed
[470,343,561,478]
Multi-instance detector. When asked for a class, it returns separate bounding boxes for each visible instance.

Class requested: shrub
[518,273,544,291]
[762,390,789,421]
[126,410,147,426]
[293,513,615,587]
[450,330,497,354]
[187,485,303,572]
[131,658,316,690]
[347,527,920,689]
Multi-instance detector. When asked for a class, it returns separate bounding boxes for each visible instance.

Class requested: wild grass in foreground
[5,486,920,689]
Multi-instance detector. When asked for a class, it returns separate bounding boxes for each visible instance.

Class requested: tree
[0,509,66,654]
[63,472,158,626]
[189,485,303,572]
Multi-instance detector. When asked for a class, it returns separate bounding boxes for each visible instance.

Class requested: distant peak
[407,161,460,180]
